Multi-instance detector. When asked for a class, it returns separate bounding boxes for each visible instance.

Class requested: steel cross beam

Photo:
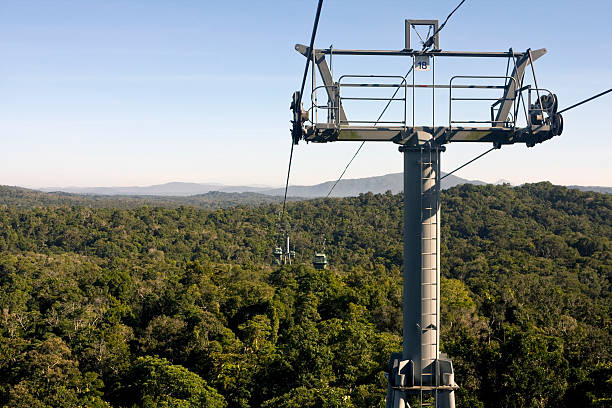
[296,44,535,58]
[303,124,555,147]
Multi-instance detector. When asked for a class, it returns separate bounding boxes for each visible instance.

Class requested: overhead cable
[326,65,415,198]
[412,25,427,46]
[325,141,365,198]
[440,146,496,181]
[440,88,611,182]
[297,0,324,107]
[422,0,467,50]
[281,0,324,227]
[281,141,295,227]
[326,1,467,198]
[557,88,611,114]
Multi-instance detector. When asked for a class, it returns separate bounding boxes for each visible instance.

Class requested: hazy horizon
[17,173,612,192]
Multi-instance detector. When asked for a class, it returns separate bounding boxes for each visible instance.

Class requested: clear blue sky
[1,0,610,188]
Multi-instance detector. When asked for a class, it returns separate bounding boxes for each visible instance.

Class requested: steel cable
[326,0,467,198]
[440,147,496,181]
[422,0,467,50]
[441,88,611,181]
[326,66,415,197]
[280,141,295,228]
[297,0,324,108]
[281,0,324,228]
[557,88,611,114]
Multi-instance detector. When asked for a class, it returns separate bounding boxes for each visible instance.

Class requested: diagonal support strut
[295,44,348,124]
[494,48,546,126]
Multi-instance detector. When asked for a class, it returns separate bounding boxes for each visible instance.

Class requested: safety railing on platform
[309,84,339,125]
[310,75,409,130]
[449,75,517,131]
[309,74,552,135]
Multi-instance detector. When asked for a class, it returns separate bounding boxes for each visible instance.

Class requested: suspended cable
[440,146,496,181]
[326,66,415,197]
[440,89,611,183]
[326,141,365,198]
[326,1,467,198]
[280,0,324,228]
[557,88,611,114]
[280,141,295,227]
[412,25,426,46]
[297,0,324,108]
[422,0,467,50]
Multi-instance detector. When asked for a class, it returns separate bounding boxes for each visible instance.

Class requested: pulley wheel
[552,113,563,136]
[541,93,558,115]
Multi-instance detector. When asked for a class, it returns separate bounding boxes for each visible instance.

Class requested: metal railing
[338,75,408,128]
[449,75,517,130]
[311,75,409,129]
[527,87,555,126]
[310,74,543,132]
[309,84,339,125]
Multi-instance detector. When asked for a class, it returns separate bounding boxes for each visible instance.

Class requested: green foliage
[0,185,289,210]
[4,335,109,407]
[0,182,609,407]
[121,356,226,408]
[261,386,355,408]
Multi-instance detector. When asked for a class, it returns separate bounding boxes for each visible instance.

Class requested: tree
[121,356,226,408]
[6,335,108,407]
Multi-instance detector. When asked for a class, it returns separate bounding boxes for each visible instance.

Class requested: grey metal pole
[403,146,424,372]
[403,141,440,385]
[419,146,439,386]
[388,137,455,408]
[385,143,429,408]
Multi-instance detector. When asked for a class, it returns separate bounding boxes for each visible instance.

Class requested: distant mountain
[260,172,486,197]
[40,173,482,198]
[41,182,271,196]
[38,174,611,198]
[568,185,612,194]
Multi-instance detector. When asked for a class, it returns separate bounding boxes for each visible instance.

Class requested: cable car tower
[290,14,564,408]
[273,230,295,266]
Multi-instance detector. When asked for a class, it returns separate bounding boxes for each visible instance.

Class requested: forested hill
[0,185,290,209]
[0,182,609,407]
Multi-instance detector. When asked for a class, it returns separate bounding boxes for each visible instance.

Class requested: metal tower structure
[274,230,295,266]
[289,17,564,408]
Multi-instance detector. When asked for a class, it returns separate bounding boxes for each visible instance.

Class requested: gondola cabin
[313,252,328,270]
[273,247,283,265]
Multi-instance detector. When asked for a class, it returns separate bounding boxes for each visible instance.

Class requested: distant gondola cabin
[313,252,328,270]
[273,247,283,265]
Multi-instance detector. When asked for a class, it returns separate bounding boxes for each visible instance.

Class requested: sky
[1,0,611,189]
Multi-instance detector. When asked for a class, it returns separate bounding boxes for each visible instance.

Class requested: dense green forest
[0,183,609,407]
[0,186,291,210]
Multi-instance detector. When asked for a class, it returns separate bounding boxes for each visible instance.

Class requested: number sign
[415,55,430,71]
